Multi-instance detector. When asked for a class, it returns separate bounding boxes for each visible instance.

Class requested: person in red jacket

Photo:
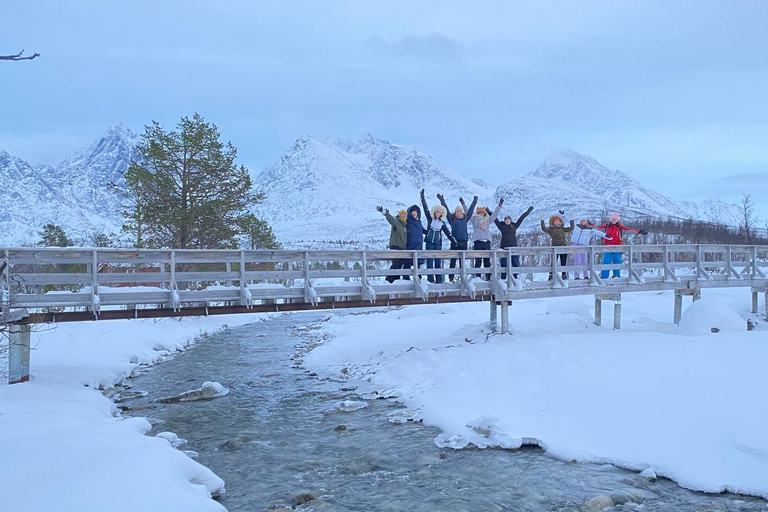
[589,213,647,278]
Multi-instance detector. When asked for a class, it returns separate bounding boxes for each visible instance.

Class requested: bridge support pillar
[8,323,31,385]
[595,293,621,329]
[500,301,510,334]
[594,296,602,327]
[674,292,683,325]
[489,300,498,333]
[752,290,759,314]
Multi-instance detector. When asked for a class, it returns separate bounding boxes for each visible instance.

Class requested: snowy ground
[304,288,768,500]
[0,313,269,512]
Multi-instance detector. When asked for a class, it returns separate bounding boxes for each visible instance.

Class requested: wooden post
[500,301,509,334]
[594,296,602,326]
[225,262,232,287]
[91,250,99,319]
[764,290,768,321]
[693,288,701,302]
[1,249,10,316]
[613,299,622,330]
[490,299,498,333]
[674,291,683,325]
[169,251,178,311]
[8,323,31,384]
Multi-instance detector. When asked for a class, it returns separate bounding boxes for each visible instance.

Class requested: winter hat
[431,204,448,219]
[398,210,407,217]
[504,215,512,221]
[475,206,488,216]
[454,206,464,215]
[610,212,620,222]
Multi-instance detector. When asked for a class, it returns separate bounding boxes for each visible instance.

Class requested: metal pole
[594,296,602,326]
[490,299,498,333]
[8,323,31,384]
[674,292,683,325]
[500,301,509,334]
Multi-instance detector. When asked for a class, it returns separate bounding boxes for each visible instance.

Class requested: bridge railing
[1,244,767,318]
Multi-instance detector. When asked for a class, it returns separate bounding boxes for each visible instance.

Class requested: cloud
[366,33,463,64]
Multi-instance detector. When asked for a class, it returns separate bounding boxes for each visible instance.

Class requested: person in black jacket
[495,205,534,280]
[438,193,478,282]
[403,204,426,279]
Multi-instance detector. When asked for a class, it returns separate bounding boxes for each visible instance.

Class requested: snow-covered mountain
[0,126,745,248]
[0,125,135,245]
[523,150,741,225]
[253,134,493,245]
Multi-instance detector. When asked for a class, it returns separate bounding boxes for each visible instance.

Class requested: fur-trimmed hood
[407,204,421,219]
[430,204,448,220]
[549,214,565,227]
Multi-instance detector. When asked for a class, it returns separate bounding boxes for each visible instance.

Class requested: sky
[1,0,767,219]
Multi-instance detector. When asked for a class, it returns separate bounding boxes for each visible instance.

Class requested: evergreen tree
[239,214,281,249]
[122,113,259,249]
[38,224,73,247]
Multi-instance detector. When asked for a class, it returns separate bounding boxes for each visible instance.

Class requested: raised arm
[488,199,504,223]
[383,210,398,227]
[441,223,456,243]
[420,188,431,222]
[466,195,478,217]
[564,214,575,233]
[540,220,551,233]
[618,224,640,234]
[514,206,534,228]
[437,193,450,214]
[589,222,607,229]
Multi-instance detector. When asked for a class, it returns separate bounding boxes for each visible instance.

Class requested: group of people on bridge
[376,189,648,284]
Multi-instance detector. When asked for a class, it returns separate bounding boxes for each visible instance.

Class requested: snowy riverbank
[304,288,768,500]
[0,314,268,512]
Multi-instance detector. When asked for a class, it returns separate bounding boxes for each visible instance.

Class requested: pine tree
[121,114,259,249]
[239,214,281,249]
[38,224,73,247]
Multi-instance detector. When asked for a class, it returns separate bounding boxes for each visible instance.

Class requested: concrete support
[8,323,31,384]
[594,296,602,326]
[500,301,509,334]
[490,299,498,333]
[753,290,759,314]
[613,300,622,330]
[674,292,683,325]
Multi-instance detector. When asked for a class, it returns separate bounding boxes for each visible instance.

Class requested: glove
[499,197,504,205]
[473,195,478,203]
[528,205,534,212]
[420,188,425,197]
[459,196,465,204]
[436,193,444,202]
[384,208,389,215]
[559,209,565,215]
[376,205,383,213]
[538,212,545,220]
[639,229,648,235]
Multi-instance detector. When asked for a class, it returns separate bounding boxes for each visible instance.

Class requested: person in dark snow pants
[540,211,575,281]
[376,205,408,283]
[438,193,478,282]
[470,199,503,280]
[495,205,534,280]
[421,189,456,283]
[569,216,612,280]
[589,213,647,278]
[404,204,427,278]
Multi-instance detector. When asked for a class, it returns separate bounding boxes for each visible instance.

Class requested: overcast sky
[2,1,767,218]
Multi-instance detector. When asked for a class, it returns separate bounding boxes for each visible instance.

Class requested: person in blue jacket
[438,193,478,282]
[404,203,426,279]
[421,188,456,283]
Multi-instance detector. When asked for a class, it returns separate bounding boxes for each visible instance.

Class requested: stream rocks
[155,381,229,403]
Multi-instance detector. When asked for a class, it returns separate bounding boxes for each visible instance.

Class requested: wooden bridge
[2,244,767,383]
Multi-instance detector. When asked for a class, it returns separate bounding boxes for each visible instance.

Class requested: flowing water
[122,312,766,512]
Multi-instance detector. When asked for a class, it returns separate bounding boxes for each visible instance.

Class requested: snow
[0,313,273,512]
[304,288,768,499]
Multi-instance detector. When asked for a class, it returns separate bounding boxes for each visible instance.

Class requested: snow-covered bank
[0,313,270,512]
[304,289,768,499]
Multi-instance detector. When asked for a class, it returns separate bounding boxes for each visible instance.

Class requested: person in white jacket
[565,214,612,280]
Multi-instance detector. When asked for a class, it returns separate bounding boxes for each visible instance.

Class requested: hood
[549,214,565,227]
[407,204,421,219]
[430,204,448,220]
